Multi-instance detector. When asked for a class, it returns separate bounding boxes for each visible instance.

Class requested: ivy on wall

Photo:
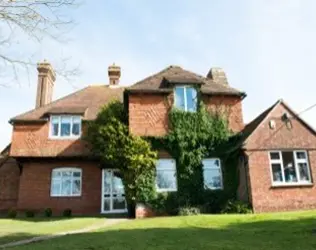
[149,102,242,212]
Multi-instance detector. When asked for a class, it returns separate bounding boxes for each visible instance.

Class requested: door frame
[101,169,127,214]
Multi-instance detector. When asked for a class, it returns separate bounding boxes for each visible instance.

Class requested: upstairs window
[269,151,312,185]
[203,158,223,190]
[51,168,82,197]
[156,159,177,192]
[50,115,81,139]
[174,86,197,112]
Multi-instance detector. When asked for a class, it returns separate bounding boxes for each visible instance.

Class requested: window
[174,86,197,112]
[269,151,312,185]
[50,115,81,138]
[156,159,177,192]
[51,168,82,197]
[203,158,223,190]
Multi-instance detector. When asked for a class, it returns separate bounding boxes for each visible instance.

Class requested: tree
[85,101,157,218]
[0,0,79,86]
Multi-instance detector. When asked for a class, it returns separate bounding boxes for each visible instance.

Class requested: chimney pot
[207,67,228,85]
[108,63,121,86]
[35,61,56,108]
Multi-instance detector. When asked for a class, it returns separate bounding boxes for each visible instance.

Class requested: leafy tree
[85,101,157,217]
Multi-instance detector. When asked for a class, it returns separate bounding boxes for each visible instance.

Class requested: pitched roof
[10,85,125,122]
[126,65,245,96]
[242,99,316,147]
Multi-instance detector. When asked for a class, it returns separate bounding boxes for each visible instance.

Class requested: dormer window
[50,115,82,139]
[174,86,197,112]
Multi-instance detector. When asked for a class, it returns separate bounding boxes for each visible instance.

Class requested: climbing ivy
[149,102,242,212]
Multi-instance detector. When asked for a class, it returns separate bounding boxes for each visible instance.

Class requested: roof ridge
[10,86,92,122]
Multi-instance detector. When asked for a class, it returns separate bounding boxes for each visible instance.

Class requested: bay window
[156,159,177,192]
[51,168,82,197]
[269,151,312,185]
[50,115,81,138]
[174,86,197,112]
[203,158,223,190]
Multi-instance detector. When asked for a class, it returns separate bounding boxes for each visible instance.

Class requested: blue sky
[1,0,316,150]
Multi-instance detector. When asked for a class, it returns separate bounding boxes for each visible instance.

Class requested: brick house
[5,61,316,215]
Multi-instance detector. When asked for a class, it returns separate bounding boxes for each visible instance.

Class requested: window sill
[49,136,81,141]
[271,183,313,188]
[157,189,177,193]
[50,195,82,198]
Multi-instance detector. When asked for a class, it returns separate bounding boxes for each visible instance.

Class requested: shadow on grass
[3,216,316,250]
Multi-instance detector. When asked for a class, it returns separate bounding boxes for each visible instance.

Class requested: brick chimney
[35,60,56,108]
[206,67,228,85]
[108,63,121,86]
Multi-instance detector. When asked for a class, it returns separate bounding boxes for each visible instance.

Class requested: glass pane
[186,87,197,112]
[296,152,307,160]
[103,171,111,194]
[113,197,126,210]
[61,179,71,195]
[175,87,185,110]
[52,171,61,178]
[298,163,310,182]
[73,171,81,177]
[62,171,71,177]
[72,179,81,195]
[51,123,59,136]
[112,172,124,194]
[72,123,80,136]
[270,152,280,160]
[282,152,297,183]
[103,199,110,211]
[204,169,222,189]
[61,117,71,136]
[156,170,177,190]
[51,179,61,195]
[203,159,220,169]
[271,163,283,182]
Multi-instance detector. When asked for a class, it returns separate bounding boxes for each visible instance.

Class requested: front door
[101,169,127,213]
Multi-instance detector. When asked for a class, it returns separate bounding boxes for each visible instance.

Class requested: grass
[0,217,106,245]
[7,210,316,250]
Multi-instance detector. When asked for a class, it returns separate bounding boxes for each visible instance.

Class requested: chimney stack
[206,67,228,85]
[108,63,121,86]
[35,60,56,108]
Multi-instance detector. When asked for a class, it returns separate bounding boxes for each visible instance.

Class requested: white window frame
[269,150,312,187]
[49,115,82,139]
[203,158,223,190]
[174,85,197,112]
[50,168,82,197]
[156,159,178,192]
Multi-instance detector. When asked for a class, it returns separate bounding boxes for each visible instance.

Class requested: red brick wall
[17,160,101,215]
[247,150,316,212]
[129,93,244,136]
[0,158,20,210]
[10,123,90,157]
[245,103,316,212]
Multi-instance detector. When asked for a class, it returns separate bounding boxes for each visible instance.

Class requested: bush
[221,200,252,214]
[7,209,17,218]
[150,192,179,215]
[63,209,72,217]
[25,210,35,217]
[178,206,201,216]
[44,208,52,217]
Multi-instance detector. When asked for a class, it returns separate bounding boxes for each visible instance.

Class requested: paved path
[0,218,128,249]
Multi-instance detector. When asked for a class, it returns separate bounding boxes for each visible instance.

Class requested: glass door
[101,169,127,213]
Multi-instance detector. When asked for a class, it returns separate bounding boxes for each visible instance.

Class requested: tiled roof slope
[10,85,124,122]
[127,65,245,96]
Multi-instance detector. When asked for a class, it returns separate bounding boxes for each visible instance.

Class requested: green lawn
[8,210,316,250]
[0,217,105,245]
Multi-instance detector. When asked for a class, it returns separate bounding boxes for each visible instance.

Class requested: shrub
[25,210,35,217]
[44,208,52,217]
[7,209,17,218]
[150,192,179,215]
[178,206,201,216]
[221,200,252,214]
[63,209,72,217]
